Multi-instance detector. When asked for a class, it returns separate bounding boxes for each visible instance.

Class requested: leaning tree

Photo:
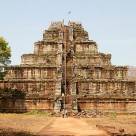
[0,37,11,80]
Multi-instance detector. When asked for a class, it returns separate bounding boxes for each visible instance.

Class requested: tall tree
[0,37,11,80]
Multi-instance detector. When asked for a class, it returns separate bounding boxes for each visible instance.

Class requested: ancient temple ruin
[0,21,136,113]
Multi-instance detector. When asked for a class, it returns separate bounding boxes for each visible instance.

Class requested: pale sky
[0,0,136,66]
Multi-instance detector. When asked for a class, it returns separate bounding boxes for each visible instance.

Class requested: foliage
[0,37,11,65]
[0,71,7,80]
[0,37,11,80]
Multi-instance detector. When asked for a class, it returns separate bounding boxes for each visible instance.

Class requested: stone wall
[74,66,127,80]
[76,80,135,97]
[73,53,111,66]
[78,98,136,113]
[5,66,57,80]
[0,98,53,113]
[0,80,56,96]
[74,42,98,53]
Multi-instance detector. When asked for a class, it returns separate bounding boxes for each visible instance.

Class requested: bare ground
[37,117,107,136]
[0,113,136,135]
[0,113,53,136]
[85,114,136,135]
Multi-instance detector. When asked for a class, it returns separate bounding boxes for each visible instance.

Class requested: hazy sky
[0,0,136,66]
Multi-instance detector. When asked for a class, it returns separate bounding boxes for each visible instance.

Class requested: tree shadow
[0,128,36,136]
[0,88,27,113]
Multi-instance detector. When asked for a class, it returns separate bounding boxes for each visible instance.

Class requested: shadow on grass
[0,128,36,136]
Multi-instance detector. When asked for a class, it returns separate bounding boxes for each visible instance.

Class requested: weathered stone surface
[0,21,136,113]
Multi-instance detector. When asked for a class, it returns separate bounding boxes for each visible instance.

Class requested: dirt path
[37,117,107,136]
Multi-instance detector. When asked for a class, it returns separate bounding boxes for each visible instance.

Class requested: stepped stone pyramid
[0,21,136,113]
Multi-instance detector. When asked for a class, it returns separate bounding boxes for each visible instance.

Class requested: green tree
[0,37,11,80]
